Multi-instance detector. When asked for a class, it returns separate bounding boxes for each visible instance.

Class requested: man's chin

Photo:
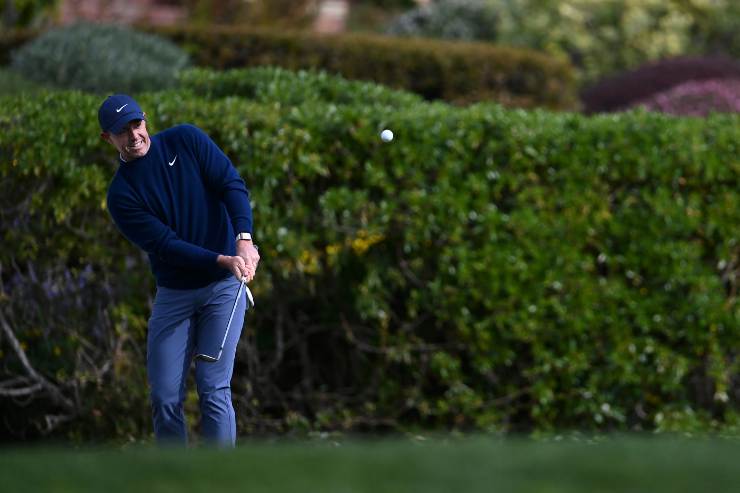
[123,145,149,160]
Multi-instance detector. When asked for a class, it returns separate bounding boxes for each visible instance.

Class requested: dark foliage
[581,56,740,114]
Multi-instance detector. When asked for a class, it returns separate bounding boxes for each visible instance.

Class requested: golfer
[99,94,259,447]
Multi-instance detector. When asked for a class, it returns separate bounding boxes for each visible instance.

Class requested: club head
[194,353,219,362]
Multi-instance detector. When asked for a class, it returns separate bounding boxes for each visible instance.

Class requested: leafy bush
[581,56,740,113]
[150,25,577,109]
[386,0,500,41]
[690,0,740,58]
[10,23,190,93]
[632,78,740,117]
[1,78,738,441]
[385,0,740,85]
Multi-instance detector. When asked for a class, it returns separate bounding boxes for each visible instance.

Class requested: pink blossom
[633,78,740,117]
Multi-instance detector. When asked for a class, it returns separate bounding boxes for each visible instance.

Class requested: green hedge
[178,66,424,107]
[2,26,576,109]
[0,72,738,442]
[151,25,577,110]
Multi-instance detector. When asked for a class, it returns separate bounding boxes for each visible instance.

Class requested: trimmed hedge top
[152,25,578,109]
[179,66,424,107]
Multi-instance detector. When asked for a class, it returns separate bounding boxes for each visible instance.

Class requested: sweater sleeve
[107,190,220,269]
[188,125,253,235]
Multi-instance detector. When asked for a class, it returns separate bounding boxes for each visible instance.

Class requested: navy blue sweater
[106,124,252,289]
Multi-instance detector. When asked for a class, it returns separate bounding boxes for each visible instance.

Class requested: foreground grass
[1,436,738,492]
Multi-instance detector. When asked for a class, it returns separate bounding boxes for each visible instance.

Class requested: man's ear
[100,132,112,144]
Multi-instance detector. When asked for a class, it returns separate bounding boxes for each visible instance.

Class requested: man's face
[101,118,151,161]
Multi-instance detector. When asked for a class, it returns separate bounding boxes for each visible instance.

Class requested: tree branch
[0,309,75,411]
[0,382,43,397]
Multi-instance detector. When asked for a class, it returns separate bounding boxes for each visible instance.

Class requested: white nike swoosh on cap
[115,104,128,113]
[168,155,177,166]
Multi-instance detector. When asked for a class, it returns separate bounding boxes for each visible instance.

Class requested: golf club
[195,277,254,362]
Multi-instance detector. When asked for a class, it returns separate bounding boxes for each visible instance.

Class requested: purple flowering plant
[634,78,740,117]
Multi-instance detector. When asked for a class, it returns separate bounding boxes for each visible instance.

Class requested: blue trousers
[147,275,246,447]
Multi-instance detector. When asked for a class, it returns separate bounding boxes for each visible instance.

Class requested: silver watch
[235,232,252,242]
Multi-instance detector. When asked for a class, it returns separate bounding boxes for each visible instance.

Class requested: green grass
[1,436,739,492]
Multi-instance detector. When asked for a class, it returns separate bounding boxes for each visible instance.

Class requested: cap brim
[106,111,145,134]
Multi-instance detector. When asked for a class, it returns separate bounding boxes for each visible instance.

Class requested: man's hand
[217,254,253,282]
[236,241,260,280]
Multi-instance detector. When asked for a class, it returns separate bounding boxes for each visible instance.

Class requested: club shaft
[217,278,246,354]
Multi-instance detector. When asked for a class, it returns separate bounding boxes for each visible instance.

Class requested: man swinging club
[99,94,260,447]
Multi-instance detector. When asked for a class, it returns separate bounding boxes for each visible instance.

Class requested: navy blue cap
[98,94,145,134]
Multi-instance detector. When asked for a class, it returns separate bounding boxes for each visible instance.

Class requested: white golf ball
[380,129,394,142]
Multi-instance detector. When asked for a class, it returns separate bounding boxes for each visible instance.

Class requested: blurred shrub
[10,23,190,93]
[385,0,740,85]
[688,0,740,57]
[1,75,738,440]
[386,0,500,41]
[185,0,315,28]
[581,56,740,113]
[358,0,416,7]
[632,78,740,117]
[0,28,35,65]
[0,0,56,29]
[151,25,577,109]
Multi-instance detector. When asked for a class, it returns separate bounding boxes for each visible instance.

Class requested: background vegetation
[634,78,740,116]
[5,1,739,113]
[0,22,577,109]
[0,4,737,445]
[10,23,189,93]
[580,56,740,114]
[1,68,738,443]
[0,0,56,29]
[386,0,740,85]
[151,24,577,109]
